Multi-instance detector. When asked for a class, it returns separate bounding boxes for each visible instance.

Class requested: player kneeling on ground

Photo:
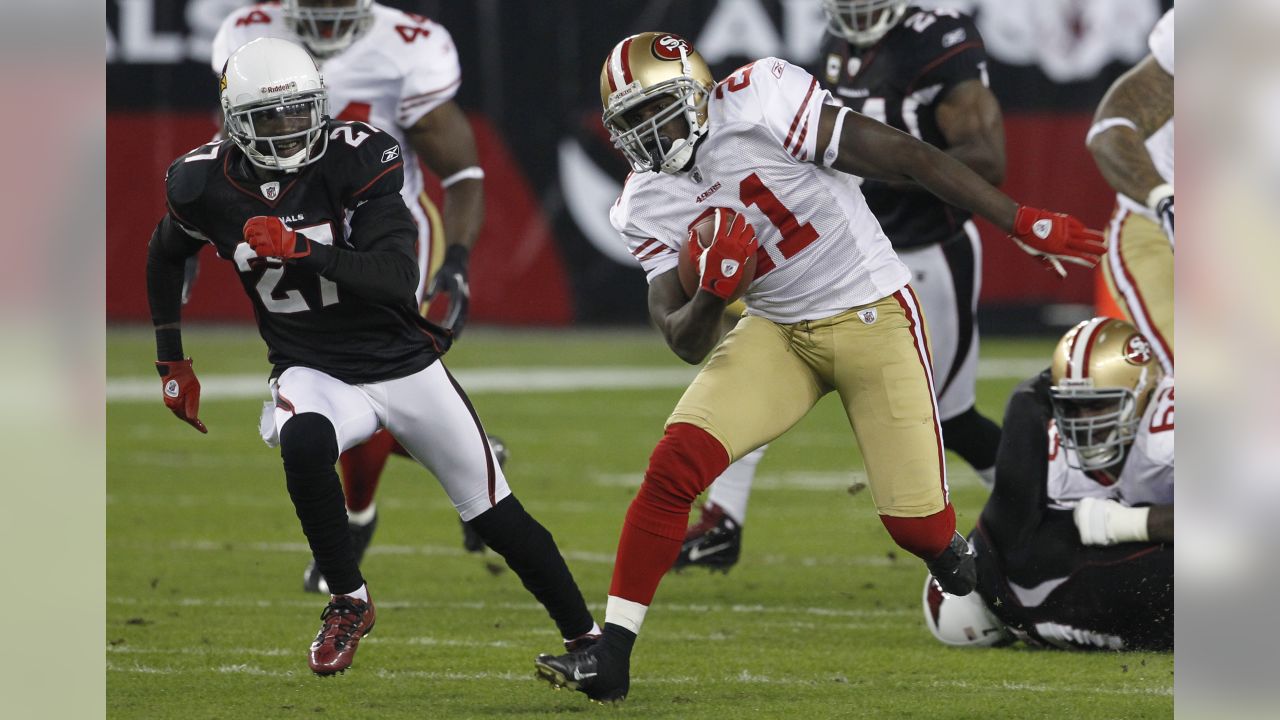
[146,38,599,676]
[925,317,1172,651]
[534,31,1105,703]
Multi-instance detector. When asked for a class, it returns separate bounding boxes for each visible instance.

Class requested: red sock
[338,430,399,513]
[609,423,730,605]
[879,504,956,560]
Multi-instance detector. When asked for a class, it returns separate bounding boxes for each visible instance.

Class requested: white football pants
[260,361,511,521]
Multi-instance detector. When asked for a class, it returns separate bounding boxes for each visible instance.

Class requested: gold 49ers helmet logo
[652,34,692,60]
[1122,333,1153,365]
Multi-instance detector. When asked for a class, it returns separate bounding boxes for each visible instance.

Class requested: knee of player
[641,423,730,502]
[279,412,340,469]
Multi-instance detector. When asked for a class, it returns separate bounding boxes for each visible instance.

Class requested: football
[677,209,757,301]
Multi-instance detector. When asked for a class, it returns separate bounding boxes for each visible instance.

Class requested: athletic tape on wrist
[1146,183,1174,212]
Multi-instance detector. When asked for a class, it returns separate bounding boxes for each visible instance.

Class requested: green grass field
[106,326,1173,719]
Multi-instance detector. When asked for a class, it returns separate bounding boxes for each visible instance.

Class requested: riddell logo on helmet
[652,35,691,61]
[1123,334,1152,365]
[260,81,298,94]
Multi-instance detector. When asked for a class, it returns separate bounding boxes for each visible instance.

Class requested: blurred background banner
[106,0,1171,328]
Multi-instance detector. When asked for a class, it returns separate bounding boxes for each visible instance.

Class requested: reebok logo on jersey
[381,145,400,163]
[695,181,722,203]
[942,27,967,48]
[260,181,280,200]
[859,309,877,325]
[772,60,785,79]
[720,259,740,277]
[164,379,180,398]
[1033,219,1053,239]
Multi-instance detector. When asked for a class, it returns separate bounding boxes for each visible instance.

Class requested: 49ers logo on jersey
[652,34,692,61]
[1122,334,1153,366]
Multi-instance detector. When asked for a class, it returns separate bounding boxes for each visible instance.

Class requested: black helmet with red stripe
[1050,317,1164,471]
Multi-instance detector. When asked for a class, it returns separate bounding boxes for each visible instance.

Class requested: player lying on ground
[210,0,498,586]
[925,317,1172,651]
[147,38,599,677]
[533,31,1105,702]
[677,0,1010,573]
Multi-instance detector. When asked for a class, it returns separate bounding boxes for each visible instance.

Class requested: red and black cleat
[308,594,376,676]
[672,502,742,573]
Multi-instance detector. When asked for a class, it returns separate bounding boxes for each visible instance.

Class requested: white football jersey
[611,58,910,324]
[212,2,461,300]
[1116,9,1174,223]
[1046,375,1175,510]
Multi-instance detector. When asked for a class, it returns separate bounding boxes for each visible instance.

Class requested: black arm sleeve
[979,371,1054,552]
[291,193,420,306]
[147,214,206,360]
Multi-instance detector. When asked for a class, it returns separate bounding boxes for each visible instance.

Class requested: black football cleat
[303,511,379,594]
[460,434,509,553]
[535,642,629,703]
[925,532,977,596]
[672,502,741,572]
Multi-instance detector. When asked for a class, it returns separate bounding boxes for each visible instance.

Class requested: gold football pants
[667,287,948,517]
[1102,207,1173,372]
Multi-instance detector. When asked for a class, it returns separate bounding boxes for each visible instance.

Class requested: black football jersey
[819,6,989,249]
[164,121,449,384]
[970,373,1173,651]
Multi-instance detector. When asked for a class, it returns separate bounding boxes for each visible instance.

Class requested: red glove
[1010,206,1107,278]
[698,208,758,300]
[243,216,310,260]
[156,358,208,434]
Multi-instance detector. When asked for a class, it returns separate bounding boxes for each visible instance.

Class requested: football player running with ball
[533,32,1105,703]
[147,38,599,676]
[211,0,497,592]
[925,317,1172,651]
[679,0,1010,572]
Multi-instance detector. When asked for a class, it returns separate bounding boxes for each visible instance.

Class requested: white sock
[565,621,602,642]
[976,466,996,490]
[341,583,370,602]
[347,502,376,526]
[706,444,767,524]
[605,596,649,635]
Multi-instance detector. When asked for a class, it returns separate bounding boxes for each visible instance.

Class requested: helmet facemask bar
[282,0,374,58]
[822,0,909,47]
[1049,385,1144,471]
[225,91,330,173]
[605,76,707,174]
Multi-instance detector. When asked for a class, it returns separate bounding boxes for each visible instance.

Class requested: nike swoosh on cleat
[572,668,598,681]
[686,542,732,562]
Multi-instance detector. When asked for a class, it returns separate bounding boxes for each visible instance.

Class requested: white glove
[1074,497,1150,546]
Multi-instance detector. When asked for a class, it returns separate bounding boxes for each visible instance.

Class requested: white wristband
[441,166,484,188]
[1085,117,1139,146]
[1146,183,1174,212]
[821,106,851,167]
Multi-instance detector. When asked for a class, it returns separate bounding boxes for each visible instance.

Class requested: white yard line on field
[106,359,1047,402]
[103,661,1171,696]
